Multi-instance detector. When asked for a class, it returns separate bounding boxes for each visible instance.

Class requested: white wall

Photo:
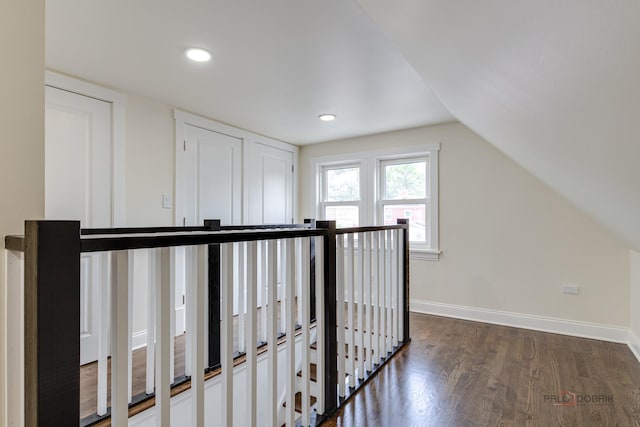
[124,94,177,336]
[298,123,630,329]
[126,94,176,227]
[630,251,640,359]
[1,0,45,422]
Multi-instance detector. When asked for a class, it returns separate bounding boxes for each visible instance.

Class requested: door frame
[45,70,127,226]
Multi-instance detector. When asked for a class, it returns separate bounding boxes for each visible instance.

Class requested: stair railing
[3,219,410,426]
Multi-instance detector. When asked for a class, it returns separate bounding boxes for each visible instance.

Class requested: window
[320,164,361,228]
[379,157,430,248]
[313,144,439,260]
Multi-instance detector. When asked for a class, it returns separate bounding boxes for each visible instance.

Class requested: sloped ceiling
[357,0,640,251]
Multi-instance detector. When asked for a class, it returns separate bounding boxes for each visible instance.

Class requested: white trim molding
[410,249,441,261]
[310,143,440,254]
[629,331,640,363]
[410,299,630,344]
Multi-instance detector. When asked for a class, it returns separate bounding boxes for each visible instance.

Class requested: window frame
[378,156,432,253]
[319,162,363,227]
[311,144,440,261]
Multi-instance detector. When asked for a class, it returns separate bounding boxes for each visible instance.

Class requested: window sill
[410,248,441,261]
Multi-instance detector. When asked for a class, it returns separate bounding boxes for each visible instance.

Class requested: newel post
[396,219,410,343]
[24,220,81,427]
[315,220,338,415]
[204,219,222,370]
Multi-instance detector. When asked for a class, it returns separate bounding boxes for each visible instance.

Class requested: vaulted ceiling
[357,0,640,252]
[46,0,640,250]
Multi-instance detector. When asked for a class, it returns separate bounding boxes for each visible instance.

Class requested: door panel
[247,142,294,307]
[183,124,242,225]
[45,86,113,365]
[248,142,293,224]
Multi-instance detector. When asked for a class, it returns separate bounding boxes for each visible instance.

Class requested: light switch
[162,194,172,209]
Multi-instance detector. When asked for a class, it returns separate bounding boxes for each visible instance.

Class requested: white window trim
[310,143,440,261]
[379,155,430,249]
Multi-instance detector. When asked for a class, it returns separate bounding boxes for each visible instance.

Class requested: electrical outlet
[162,194,172,209]
[562,284,579,295]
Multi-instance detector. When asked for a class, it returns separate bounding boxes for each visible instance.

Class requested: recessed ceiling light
[319,114,336,121]
[185,48,211,62]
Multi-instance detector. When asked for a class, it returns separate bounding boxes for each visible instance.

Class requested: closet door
[45,86,113,365]
[247,141,294,224]
[182,124,243,225]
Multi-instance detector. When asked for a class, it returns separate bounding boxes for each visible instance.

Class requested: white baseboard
[629,331,640,363]
[410,299,629,344]
[132,330,148,350]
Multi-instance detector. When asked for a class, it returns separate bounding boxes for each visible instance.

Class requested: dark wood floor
[80,335,186,420]
[323,313,640,427]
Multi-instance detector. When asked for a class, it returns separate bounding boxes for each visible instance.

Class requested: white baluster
[296,238,303,328]
[336,234,346,397]
[286,239,296,427]
[169,248,176,385]
[315,236,326,415]
[156,247,172,427]
[279,240,286,334]
[347,233,355,386]
[301,237,311,427]
[146,249,156,395]
[184,246,194,377]
[237,242,246,354]
[392,230,399,348]
[246,241,258,427]
[97,252,110,415]
[384,230,393,353]
[398,229,405,342]
[6,249,24,426]
[128,251,134,403]
[357,232,365,380]
[221,243,234,427]
[111,251,129,426]
[371,232,379,365]
[267,240,279,427]
[260,240,268,343]
[378,230,386,360]
[364,232,373,373]
[190,245,206,427]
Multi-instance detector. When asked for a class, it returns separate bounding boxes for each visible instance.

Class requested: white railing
[3,219,409,427]
[335,226,405,396]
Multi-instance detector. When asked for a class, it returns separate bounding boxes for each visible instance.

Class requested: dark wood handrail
[335,224,407,234]
[80,228,327,253]
[81,222,310,235]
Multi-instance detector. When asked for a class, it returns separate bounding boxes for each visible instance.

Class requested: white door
[247,142,294,308]
[248,142,294,224]
[182,124,243,225]
[179,124,243,318]
[45,86,113,365]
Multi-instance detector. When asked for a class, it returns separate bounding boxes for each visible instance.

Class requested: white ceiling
[357,0,640,251]
[47,0,640,250]
[45,0,454,144]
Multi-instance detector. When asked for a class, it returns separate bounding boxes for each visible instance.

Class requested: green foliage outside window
[384,161,427,200]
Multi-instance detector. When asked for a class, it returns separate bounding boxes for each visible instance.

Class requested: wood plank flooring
[81,312,640,426]
[80,335,186,420]
[322,313,640,427]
